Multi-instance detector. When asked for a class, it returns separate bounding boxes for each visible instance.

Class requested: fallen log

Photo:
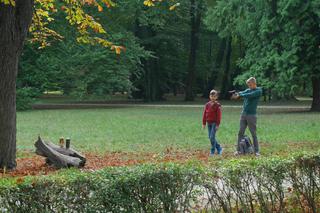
[36,141,86,161]
[35,137,86,168]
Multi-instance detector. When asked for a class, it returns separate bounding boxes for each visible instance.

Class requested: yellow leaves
[143,0,180,11]
[111,45,126,55]
[29,0,62,49]
[76,36,90,44]
[27,0,177,55]
[0,0,15,6]
[82,0,115,10]
[59,1,114,50]
[97,5,103,12]
[8,0,15,6]
[91,21,106,34]
[143,0,155,7]
[169,3,180,11]
[96,0,116,12]
[84,0,95,4]
[143,0,167,7]
[61,0,107,35]
[76,36,124,54]
[95,37,112,47]
[101,0,115,8]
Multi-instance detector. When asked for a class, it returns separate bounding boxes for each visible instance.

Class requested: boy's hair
[209,90,218,96]
[246,77,256,84]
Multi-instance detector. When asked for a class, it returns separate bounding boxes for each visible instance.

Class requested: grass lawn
[17,106,320,156]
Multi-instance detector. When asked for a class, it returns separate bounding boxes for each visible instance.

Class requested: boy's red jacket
[202,101,222,126]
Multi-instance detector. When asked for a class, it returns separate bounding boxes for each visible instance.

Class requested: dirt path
[32,103,311,110]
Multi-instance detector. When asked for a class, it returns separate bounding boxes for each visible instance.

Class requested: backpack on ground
[239,136,253,154]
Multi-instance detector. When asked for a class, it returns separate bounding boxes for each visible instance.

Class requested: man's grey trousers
[237,115,259,153]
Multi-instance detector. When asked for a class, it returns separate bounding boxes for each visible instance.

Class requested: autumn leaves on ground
[3,149,210,177]
[3,106,320,178]
[2,142,318,178]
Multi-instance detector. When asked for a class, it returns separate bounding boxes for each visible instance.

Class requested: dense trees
[19,22,149,99]
[206,0,320,110]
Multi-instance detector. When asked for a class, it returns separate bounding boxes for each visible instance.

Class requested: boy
[232,77,262,156]
[202,90,223,156]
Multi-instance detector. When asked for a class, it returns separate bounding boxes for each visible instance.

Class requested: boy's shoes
[255,153,261,157]
[209,153,215,157]
[217,148,223,155]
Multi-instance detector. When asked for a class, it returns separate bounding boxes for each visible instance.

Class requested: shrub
[0,152,320,212]
[16,87,39,111]
[0,164,203,212]
[201,152,320,213]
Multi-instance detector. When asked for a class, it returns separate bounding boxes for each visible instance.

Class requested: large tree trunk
[133,17,163,102]
[0,1,34,169]
[220,36,233,99]
[204,37,227,97]
[311,76,320,111]
[185,0,202,101]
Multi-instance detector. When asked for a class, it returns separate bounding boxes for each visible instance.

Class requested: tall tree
[204,37,226,97]
[312,77,320,111]
[0,0,34,169]
[185,0,204,101]
[220,36,232,99]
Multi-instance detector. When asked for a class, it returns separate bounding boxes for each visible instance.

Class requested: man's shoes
[217,148,223,155]
[209,153,215,157]
[234,151,241,156]
[255,152,261,157]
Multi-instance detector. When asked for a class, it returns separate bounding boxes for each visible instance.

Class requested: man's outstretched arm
[239,88,262,98]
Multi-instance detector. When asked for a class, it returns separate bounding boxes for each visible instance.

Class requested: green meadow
[17,107,320,156]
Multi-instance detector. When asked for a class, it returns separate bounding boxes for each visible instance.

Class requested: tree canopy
[205,0,320,108]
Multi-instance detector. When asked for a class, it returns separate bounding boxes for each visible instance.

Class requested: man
[232,77,262,156]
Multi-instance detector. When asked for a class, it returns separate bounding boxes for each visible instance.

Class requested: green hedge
[0,152,320,212]
[0,163,203,212]
[203,152,320,212]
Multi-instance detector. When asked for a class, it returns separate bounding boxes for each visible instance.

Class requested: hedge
[0,152,320,212]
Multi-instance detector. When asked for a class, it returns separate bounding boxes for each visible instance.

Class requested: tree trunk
[228,37,243,94]
[311,77,320,111]
[220,36,233,99]
[201,37,212,98]
[0,1,34,169]
[185,0,202,101]
[204,37,227,97]
[268,88,272,101]
[134,17,164,102]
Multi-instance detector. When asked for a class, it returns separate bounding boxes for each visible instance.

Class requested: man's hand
[231,93,240,100]
[202,124,206,129]
[216,125,219,131]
